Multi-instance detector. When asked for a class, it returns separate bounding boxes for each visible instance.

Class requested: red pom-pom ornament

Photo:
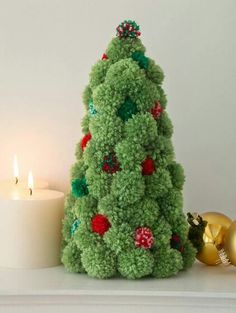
[135,227,154,249]
[91,214,111,236]
[81,132,92,151]
[142,157,155,175]
[150,101,163,119]
[101,53,108,60]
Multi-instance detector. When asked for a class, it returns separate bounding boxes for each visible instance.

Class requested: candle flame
[13,155,19,184]
[28,171,34,195]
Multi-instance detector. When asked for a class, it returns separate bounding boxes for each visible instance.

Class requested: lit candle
[0,156,49,191]
[13,154,19,185]
[28,171,34,196]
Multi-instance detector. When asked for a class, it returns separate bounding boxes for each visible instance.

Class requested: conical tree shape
[62,20,196,279]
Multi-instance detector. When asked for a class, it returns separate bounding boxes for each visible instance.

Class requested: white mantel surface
[0,262,235,313]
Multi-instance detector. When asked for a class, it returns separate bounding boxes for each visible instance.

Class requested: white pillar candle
[0,189,64,269]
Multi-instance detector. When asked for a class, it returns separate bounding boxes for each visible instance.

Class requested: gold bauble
[224,220,236,266]
[197,212,232,265]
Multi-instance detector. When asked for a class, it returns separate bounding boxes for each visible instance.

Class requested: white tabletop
[0,261,235,313]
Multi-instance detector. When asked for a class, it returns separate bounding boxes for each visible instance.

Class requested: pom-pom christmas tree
[61,20,196,279]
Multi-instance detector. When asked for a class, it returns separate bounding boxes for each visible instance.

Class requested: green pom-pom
[71,177,89,198]
[167,162,185,190]
[146,59,164,84]
[81,246,116,279]
[81,115,90,134]
[116,20,141,38]
[145,169,172,199]
[111,170,145,206]
[152,249,183,278]
[118,249,154,279]
[105,37,145,63]
[117,98,138,121]
[181,240,197,269]
[62,194,76,243]
[132,51,149,70]
[104,224,134,254]
[83,85,92,108]
[89,99,97,116]
[61,241,85,273]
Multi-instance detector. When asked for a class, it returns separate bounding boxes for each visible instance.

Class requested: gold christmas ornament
[224,221,236,266]
[216,248,231,266]
[196,212,232,266]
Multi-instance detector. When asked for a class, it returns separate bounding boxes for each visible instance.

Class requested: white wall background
[0,0,235,217]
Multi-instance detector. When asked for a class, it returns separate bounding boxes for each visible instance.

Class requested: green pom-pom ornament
[116,20,141,38]
[118,249,154,279]
[61,241,85,273]
[132,51,149,70]
[71,177,89,198]
[81,246,116,279]
[117,98,138,121]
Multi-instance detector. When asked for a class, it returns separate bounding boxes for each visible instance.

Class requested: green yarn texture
[61,20,196,279]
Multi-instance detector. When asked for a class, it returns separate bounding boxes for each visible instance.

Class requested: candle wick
[15,177,18,185]
[29,188,33,196]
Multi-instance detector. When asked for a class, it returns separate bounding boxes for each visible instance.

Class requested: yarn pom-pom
[89,99,97,117]
[117,98,138,121]
[170,234,184,253]
[71,177,89,198]
[150,101,163,119]
[71,219,81,237]
[142,157,155,175]
[116,20,141,38]
[132,51,149,70]
[91,214,111,236]
[102,153,121,174]
[135,227,154,249]
[81,132,91,151]
[101,53,108,60]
